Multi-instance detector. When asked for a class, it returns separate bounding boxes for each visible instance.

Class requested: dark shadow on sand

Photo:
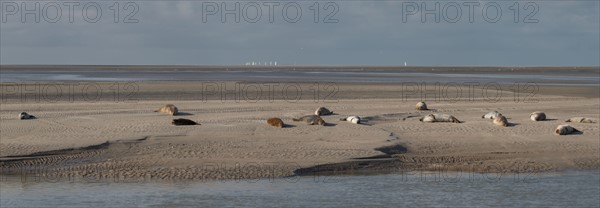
[1,136,148,161]
[561,131,584,136]
[401,115,422,121]
[353,154,392,159]
[174,112,194,116]
[352,144,408,160]
[283,124,296,128]
[294,143,409,176]
[374,144,408,155]
[507,123,520,127]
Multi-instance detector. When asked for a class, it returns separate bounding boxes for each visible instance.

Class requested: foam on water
[1,70,598,86]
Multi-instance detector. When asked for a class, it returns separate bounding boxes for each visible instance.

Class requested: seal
[315,107,333,116]
[172,118,199,126]
[340,116,361,124]
[293,115,326,126]
[493,115,508,127]
[267,117,285,128]
[555,124,580,135]
[482,111,502,119]
[419,114,461,123]
[415,102,428,110]
[530,111,546,121]
[19,112,36,120]
[565,117,595,123]
[420,114,436,123]
[155,104,178,116]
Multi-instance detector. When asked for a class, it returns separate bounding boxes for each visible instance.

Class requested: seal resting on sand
[19,112,36,120]
[493,115,508,127]
[482,111,502,119]
[530,111,546,121]
[267,117,284,128]
[155,104,178,115]
[415,102,428,110]
[293,115,326,126]
[172,118,199,126]
[419,114,461,123]
[555,125,580,135]
[340,116,361,124]
[315,107,333,116]
[565,117,595,123]
[420,114,436,123]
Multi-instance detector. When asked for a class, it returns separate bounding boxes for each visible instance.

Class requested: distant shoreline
[2,65,598,86]
[2,65,599,74]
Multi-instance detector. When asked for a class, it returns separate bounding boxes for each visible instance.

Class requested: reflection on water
[2,171,599,207]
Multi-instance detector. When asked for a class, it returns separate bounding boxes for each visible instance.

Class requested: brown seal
[493,115,508,127]
[267,117,285,128]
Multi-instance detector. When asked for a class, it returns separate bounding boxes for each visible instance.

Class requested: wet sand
[0,66,598,180]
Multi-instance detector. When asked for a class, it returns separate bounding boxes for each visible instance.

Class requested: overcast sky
[1,1,598,66]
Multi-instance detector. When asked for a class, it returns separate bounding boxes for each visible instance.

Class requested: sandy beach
[1,69,599,181]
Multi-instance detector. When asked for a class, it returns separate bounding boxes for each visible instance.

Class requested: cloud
[0,1,598,66]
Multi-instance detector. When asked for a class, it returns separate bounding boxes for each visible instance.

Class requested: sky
[1,0,599,66]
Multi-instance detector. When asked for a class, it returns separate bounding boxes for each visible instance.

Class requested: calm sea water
[1,70,598,86]
[2,171,599,207]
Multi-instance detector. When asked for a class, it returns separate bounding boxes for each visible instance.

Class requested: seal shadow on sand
[565,131,584,135]
[282,124,296,128]
[506,122,520,127]
[174,112,194,116]
[416,109,439,112]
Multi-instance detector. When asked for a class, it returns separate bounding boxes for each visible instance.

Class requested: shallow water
[1,70,598,86]
[2,171,599,207]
